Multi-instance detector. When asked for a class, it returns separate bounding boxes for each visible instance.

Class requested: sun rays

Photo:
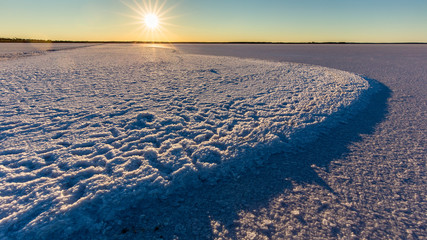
[122,0,177,42]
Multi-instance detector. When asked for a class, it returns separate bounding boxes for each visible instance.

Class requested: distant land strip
[1,37,426,44]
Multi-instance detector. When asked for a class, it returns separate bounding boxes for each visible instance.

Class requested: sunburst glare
[145,13,159,29]
[122,0,177,42]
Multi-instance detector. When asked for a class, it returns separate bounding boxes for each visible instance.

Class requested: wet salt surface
[0,44,378,239]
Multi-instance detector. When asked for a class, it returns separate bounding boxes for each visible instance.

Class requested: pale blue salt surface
[174,44,426,239]
[0,44,379,239]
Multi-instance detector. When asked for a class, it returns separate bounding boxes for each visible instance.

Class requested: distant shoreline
[1,38,426,44]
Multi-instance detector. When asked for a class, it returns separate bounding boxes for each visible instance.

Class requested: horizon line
[1,37,426,45]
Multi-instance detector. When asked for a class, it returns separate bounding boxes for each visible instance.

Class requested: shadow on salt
[111,79,391,239]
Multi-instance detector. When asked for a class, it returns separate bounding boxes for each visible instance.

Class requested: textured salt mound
[0,44,376,238]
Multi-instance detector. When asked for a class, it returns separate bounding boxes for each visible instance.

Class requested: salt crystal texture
[0,44,377,238]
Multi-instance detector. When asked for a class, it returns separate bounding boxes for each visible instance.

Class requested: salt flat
[1,43,425,239]
[174,44,426,239]
[0,43,96,61]
[0,44,377,239]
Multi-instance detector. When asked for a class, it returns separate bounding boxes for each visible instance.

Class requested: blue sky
[1,0,426,42]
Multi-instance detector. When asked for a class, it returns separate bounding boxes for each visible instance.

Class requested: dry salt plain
[0,43,425,239]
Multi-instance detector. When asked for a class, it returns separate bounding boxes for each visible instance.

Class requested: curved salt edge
[0,45,378,238]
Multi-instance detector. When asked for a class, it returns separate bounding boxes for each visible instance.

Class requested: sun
[144,13,159,30]
[122,0,178,41]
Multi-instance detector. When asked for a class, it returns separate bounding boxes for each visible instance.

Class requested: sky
[1,0,426,42]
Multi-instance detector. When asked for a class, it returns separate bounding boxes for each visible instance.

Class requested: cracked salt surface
[0,44,377,239]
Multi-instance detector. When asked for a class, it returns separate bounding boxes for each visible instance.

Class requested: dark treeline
[0,38,53,43]
[1,37,425,44]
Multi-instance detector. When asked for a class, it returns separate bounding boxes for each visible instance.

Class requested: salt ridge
[0,44,376,239]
